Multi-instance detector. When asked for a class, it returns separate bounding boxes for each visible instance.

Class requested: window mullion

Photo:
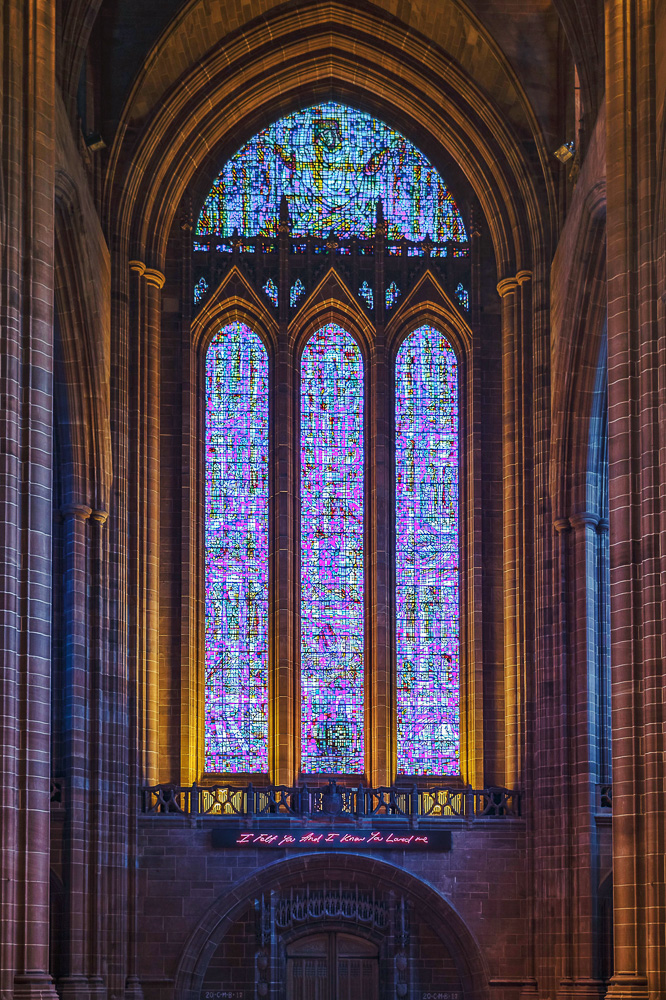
[367,333,394,787]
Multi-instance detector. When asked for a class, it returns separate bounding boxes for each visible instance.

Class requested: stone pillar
[463,212,484,787]
[605,1,663,996]
[497,270,532,789]
[557,511,607,1000]
[128,261,164,787]
[58,504,93,1000]
[88,509,109,1000]
[126,259,163,1000]
[0,2,59,997]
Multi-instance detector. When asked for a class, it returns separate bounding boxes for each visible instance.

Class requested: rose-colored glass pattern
[205,322,269,772]
[300,324,364,773]
[396,325,459,774]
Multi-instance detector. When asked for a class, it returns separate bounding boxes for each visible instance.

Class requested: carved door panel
[336,933,379,1000]
[286,931,378,1000]
[287,934,330,1000]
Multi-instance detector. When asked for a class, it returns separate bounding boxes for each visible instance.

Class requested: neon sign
[210,828,452,850]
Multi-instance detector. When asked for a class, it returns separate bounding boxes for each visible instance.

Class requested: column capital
[144,267,166,289]
[90,509,109,525]
[497,276,519,298]
[497,270,533,298]
[60,503,92,521]
[569,510,601,530]
[553,516,571,534]
[128,260,165,289]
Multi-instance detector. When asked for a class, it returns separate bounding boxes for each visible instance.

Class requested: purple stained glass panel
[300,324,364,773]
[396,325,459,774]
[205,322,269,772]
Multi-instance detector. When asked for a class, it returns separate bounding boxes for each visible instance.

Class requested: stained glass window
[385,281,401,309]
[263,278,278,307]
[359,281,373,310]
[290,278,306,308]
[205,322,269,772]
[300,324,364,773]
[455,282,470,312]
[395,325,459,774]
[196,103,466,245]
[194,276,209,305]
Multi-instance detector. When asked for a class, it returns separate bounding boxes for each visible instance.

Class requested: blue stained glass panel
[290,277,306,308]
[455,282,470,312]
[197,103,466,246]
[205,322,269,772]
[385,281,401,309]
[300,324,364,773]
[263,278,278,306]
[358,281,373,310]
[194,276,209,304]
[396,325,459,774]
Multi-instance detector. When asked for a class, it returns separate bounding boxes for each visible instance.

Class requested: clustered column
[56,504,111,1000]
[0,1,59,997]
[553,510,609,1000]
[605,1,665,997]
[497,269,532,789]
[128,260,165,787]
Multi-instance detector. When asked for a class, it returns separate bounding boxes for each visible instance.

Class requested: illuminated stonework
[395,325,459,774]
[300,324,364,773]
[205,322,269,772]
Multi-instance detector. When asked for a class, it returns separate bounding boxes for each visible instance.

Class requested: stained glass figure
[194,276,209,305]
[300,324,364,773]
[385,281,401,309]
[359,281,373,310]
[197,104,466,246]
[205,322,269,772]
[263,278,278,307]
[455,282,470,312]
[290,278,306,308]
[395,325,459,774]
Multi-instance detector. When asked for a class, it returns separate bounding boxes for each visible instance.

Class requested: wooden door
[286,932,378,1000]
[287,934,330,1000]
[335,933,379,1000]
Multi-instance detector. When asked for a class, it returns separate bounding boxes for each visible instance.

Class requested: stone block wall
[136,819,527,1000]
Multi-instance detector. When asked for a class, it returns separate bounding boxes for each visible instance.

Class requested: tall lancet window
[396,325,460,774]
[300,324,365,773]
[204,322,269,772]
[198,103,468,780]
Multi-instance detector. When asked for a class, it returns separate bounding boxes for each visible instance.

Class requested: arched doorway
[176,853,488,1000]
[286,932,379,1000]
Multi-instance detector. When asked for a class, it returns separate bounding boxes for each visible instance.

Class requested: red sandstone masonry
[0,3,58,998]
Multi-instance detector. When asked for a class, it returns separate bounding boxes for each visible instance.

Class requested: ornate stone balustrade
[141,780,519,820]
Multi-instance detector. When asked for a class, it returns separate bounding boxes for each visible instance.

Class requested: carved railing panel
[142,781,520,819]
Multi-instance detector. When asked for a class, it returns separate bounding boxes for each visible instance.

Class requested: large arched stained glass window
[300,324,364,773]
[205,322,269,772]
[396,326,459,774]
